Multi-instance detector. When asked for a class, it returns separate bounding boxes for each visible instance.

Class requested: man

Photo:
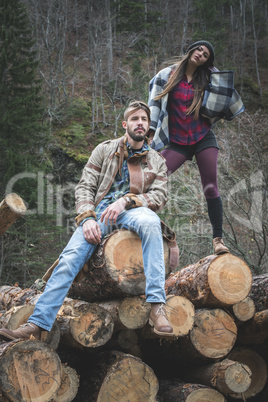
[0,100,177,340]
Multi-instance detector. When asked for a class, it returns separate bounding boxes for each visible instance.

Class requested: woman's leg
[195,147,223,238]
[161,148,188,176]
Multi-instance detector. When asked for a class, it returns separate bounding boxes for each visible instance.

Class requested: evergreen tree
[0,0,47,199]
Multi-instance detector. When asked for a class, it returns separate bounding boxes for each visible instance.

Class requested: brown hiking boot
[213,237,229,255]
[149,303,174,337]
[0,323,41,341]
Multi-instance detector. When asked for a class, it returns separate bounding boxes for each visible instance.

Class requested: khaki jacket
[75,135,168,216]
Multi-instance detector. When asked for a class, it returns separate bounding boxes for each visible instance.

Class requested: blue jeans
[29,207,166,331]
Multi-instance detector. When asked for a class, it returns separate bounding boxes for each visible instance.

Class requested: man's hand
[82,219,102,244]
[100,198,127,226]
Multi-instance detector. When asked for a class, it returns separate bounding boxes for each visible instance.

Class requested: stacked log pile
[0,228,267,401]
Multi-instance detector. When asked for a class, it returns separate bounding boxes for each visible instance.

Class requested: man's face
[123,109,150,142]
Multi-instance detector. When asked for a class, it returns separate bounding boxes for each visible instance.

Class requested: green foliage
[0,0,48,197]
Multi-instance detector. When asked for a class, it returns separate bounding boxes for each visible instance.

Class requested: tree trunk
[52,364,79,402]
[78,350,159,401]
[158,380,226,401]
[185,358,252,396]
[57,298,114,348]
[165,254,252,308]
[69,229,171,302]
[249,273,268,311]
[237,309,268,345]
[227,347,268,399]
[0,339,62,402]
[0,285,39,311]
[0,194,27,236]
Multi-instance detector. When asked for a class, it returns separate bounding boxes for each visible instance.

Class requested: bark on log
[158,380,226,402]
[0,285,40,311]
[78,350,159,401]
[52,364,79,402]
[227,347,268,399]
[249,273,268,312]
[0,193,27,236]
[68,229,171,302]
[165,254,252,308]
[165,295,195,337]
[231,296,256,322]
[0,339,62,402]
[57,298,114,348]
[185,358,252,396]
[237,309,268,345]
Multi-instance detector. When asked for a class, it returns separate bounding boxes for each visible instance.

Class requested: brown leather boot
[0,323,42,341]
[149,303,174,337]
[213,237,229,255]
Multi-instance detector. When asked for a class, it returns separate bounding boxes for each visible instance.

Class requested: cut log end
[186,388,226,401]
[228,347,268,399]
[0,194,27,236]
[54,364,80,402]
[232,297,256,321]
[118,296,150,329]
[190,309,237,359]
[208,254,252,305]
[166,295,195,336]
[104,229,170,295]
[96,352,159,401]
[224,361,251,393]
[0,340,62,402]
[68,304,114,348]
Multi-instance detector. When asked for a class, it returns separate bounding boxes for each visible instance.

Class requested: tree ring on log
[165,295,195,336]
[69,303,114,348]
[0,340,62,401]
[97,352,158,401]
[224,361,251,393]
[208,254,252,305]
[190,309,237,359]
[103,229,170,294]
[118,296,150,329]
[228,347,268,398]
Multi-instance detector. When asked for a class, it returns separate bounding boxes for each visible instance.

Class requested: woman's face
[189,45,210,67]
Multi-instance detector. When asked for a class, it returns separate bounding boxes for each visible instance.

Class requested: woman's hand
[147,129,155,145]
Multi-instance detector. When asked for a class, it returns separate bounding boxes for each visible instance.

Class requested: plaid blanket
[148,67,245,151]
[200,70,245,124]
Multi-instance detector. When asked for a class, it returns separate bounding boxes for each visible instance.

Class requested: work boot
[0,323,41,341]
[149,303,174,337]
[213,237,229,255]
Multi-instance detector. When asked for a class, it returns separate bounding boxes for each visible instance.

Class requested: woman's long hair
[154,48,212,119]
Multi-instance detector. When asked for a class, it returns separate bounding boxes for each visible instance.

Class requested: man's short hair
[124,100,151,122]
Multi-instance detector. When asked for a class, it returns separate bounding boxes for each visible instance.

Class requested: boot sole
[148,319,174,337]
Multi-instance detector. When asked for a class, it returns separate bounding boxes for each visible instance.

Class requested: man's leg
[0,221,111,340]
[116,207,173,336]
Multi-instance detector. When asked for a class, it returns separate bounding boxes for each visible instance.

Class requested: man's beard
[127,126,147,142]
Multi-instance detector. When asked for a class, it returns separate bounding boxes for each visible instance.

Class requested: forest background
[0,0,267,288]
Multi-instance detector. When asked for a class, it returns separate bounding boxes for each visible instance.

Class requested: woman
[148,40,229,255]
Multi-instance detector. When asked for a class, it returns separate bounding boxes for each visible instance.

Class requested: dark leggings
[161,147,223,238]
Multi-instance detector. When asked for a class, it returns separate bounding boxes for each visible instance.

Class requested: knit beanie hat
[186,41,215,63]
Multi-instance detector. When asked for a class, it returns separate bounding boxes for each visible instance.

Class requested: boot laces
[155,304,167,317]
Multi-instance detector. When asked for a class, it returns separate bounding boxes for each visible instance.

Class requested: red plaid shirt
[168,75,211,145]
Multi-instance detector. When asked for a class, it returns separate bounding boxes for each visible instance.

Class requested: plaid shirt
[168,76,211,146]
[95,142,150,219]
